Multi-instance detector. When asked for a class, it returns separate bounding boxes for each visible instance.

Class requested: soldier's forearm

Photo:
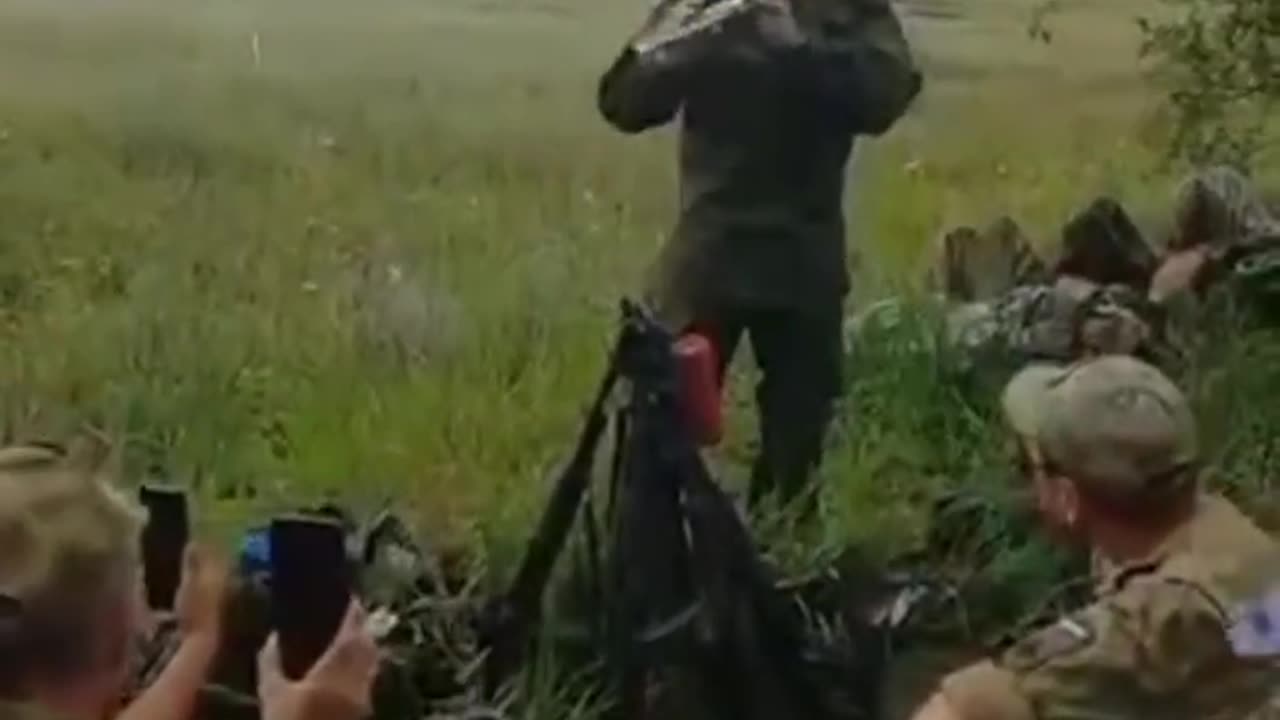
[118,635,219,720]
[597,47,687,133]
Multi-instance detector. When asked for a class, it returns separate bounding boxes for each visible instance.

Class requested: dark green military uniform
[597,0,920,506]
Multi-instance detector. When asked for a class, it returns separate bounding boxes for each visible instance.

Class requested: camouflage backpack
[946,275,1161,369]
[944,192,1173,368]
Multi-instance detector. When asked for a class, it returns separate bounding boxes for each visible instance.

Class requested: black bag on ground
[480,300,886,720]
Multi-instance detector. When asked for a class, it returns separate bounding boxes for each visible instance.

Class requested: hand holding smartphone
[269,514,354,680]
[138,485,190,611]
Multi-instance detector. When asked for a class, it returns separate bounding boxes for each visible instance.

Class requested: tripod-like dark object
[480,300,882,720]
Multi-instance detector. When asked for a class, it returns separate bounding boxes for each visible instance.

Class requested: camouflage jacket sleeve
[942,576,1240,720]
[597,46,690,133]
[782,0,921,135]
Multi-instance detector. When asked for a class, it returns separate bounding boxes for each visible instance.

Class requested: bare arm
[117,637,218,720]
[120,546,228,720]
[598,0,714,134]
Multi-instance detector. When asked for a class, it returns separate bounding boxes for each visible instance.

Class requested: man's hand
[1150,246,1213,304]
[117,545,229,720]
[174,544,230,646]
[258,601,381,720]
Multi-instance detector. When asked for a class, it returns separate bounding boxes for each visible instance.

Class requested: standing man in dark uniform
[597,0,921,511]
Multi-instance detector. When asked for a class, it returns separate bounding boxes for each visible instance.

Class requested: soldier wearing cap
[910,355,1280,720]
[0,439,380,720]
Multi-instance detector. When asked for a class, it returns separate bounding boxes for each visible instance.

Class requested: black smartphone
[138,485,189,611]
[269,514,353,680]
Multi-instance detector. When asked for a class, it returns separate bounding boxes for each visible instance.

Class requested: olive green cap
[1001,355,1199,499]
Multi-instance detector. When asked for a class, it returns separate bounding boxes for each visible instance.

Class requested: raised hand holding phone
[120,493,230,720]
[174,545,229,643]
[257,601,381,720]
[269,514,355,680]
[138,485,190,612]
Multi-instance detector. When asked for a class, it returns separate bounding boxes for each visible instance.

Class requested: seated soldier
[911,355,1280,720]
[0,438,379,720]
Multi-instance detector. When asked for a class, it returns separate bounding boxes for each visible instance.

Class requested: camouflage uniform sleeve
[596,46,690,133]
[783,0,921,135]
[989,577,1231,719]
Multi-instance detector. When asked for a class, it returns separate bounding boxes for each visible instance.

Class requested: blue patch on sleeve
[1229,586,1280,658]
[238,526,272,576]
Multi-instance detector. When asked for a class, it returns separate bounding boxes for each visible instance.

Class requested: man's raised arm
[597,7,702,133]
[778,0,922,135]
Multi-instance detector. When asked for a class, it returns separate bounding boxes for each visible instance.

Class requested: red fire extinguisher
[673,332,723,447]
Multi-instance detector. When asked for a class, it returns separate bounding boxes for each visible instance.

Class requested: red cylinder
[673,332,724,447]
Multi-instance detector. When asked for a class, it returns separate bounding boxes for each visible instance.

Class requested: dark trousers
[690,303,844,513]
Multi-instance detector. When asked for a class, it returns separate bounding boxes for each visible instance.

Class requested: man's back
[669,47,859,308]
[597,0,920,314]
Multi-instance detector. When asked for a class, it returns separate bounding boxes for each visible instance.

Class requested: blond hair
[0,437,145,694]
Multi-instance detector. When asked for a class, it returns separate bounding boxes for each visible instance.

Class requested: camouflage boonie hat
[1002,355,1198,500]
[0,438,142,613]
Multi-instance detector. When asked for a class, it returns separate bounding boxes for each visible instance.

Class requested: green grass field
[0,0,1274,580]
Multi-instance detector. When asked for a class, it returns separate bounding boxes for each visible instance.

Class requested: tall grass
[0,0,1267,574]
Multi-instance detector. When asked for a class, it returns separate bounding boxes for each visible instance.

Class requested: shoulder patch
[1001,615,1096,673]
[1229,585,1280,658]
